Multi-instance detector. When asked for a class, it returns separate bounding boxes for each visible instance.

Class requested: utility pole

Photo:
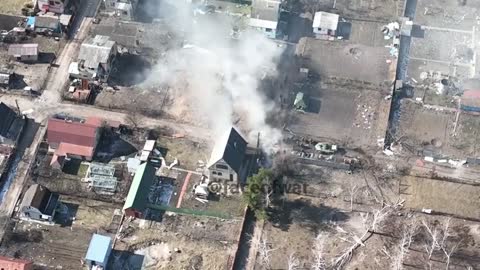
[15,99,21,114]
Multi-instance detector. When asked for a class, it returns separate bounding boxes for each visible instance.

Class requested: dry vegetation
[0,0,27,15]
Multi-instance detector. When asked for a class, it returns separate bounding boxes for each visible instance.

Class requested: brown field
[401,176,480,220]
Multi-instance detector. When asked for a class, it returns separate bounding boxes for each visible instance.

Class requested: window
[216,164,228,170]
[265,28,272,32]
[212,171,217,175]
[217,172,223,176]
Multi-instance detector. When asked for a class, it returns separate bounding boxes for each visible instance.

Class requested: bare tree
[391,218,418,270]
[443,240,461,270]
[287,252,300,270]
[333,200,404,269]
[422,218,461,270]
[125,111,141,129]
[256,235,275,269]
[348,184,360,212]
[312,233,327,270]
[422,219,441,262]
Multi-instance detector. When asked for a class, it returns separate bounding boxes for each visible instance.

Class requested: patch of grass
[77,163,89,177]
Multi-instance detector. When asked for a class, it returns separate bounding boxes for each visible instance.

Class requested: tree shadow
[109,250,145,270]
[38,52,56,64]
[95,132,138,162]
[9,73,28,90]
[268,197,349,234]
[62,159,82,175]
[55,202,79,227]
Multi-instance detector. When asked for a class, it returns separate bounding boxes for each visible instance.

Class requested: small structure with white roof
[249,0,281,39]
[313,11,339,39]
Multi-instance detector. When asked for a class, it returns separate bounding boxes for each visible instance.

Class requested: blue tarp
[27,16,35,28]
[85,234,112,266]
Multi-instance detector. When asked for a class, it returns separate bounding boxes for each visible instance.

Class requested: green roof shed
[123,162,156,217]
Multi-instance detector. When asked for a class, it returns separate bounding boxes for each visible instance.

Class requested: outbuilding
[85,234,113,270]
[20,184,59,222]
[8,44,39,62]
[313,11,339,39]
[123,162,156,218]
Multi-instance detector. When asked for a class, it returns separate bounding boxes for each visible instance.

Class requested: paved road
[68,0,101,38]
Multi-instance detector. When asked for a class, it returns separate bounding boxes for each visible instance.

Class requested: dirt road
[0,16,212,142]
[0,16,209,244]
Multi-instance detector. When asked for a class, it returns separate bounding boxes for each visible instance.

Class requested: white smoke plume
[143,0,284,152]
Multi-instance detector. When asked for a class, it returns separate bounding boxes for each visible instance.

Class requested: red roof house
[0,256,33,270]
[47,118,100,162]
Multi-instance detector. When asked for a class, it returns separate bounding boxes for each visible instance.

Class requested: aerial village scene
[0,0,480,269]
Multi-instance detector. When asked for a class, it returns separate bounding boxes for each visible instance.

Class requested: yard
[1,195,118,270]
[0,0,27,16]
[401,176,480,220]
[113,214,242,270]
[397,100,480,158]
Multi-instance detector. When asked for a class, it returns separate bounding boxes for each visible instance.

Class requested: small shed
[59,14,73,32]
[143,140,156,152]
[127,158,141,173]
[85,234,112,270]
[0,71,13,88]
[8,44,39,62]
[313,11,339,38]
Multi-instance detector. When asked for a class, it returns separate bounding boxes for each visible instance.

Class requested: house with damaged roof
[207,127,250,184]
[70,35,117,82]
[20,184,59,223]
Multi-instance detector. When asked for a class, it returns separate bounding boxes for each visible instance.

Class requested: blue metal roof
[85,234,112,263]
